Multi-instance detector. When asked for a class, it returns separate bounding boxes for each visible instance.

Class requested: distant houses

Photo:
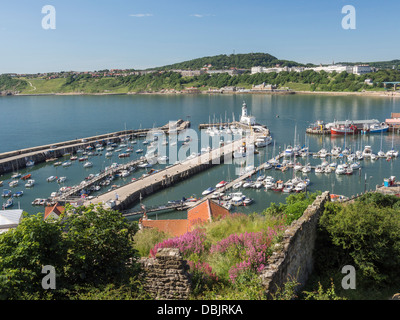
[251,64,373,75]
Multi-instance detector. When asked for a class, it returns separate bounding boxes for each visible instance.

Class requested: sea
[0,93,399,221]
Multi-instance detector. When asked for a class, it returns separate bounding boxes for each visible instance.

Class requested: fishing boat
[368,122,389,133]
[330,123,358,135]
[202,187,216,195]
[255,135,272,148]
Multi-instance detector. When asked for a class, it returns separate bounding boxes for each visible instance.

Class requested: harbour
[1,94,399,218]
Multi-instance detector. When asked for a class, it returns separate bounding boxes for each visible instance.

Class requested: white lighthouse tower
[240,101,256,126]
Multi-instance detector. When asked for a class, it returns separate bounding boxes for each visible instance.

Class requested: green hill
[155,52,309,70]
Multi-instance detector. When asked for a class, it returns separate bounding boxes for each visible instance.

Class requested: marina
[1,94,399,217]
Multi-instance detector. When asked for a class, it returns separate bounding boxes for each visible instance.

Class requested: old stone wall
[139,248,191,300]
[260,191,330,297]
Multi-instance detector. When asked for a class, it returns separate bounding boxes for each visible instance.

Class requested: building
[0,209,23,234]
[240,101,256,126]
[352,65,372,75]
[140,199,230,237]
[44,203,65,220]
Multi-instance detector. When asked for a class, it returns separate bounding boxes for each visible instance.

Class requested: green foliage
[0,205,141,300]
[263,191,321,225]
[133,227,170,257]
[318,193,400,286]
[0,75,28,91]
[302,280,346,300]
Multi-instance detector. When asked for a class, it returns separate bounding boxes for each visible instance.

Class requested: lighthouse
[240,101,256,126]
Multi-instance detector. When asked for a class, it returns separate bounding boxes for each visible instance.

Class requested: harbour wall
[112,154,227,211]
[0,120,189,176]
[260,191,330,297]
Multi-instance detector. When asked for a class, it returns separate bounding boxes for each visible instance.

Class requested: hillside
[155,52,310,70]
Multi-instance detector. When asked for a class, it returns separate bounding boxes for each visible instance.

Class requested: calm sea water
[1,93,399,218]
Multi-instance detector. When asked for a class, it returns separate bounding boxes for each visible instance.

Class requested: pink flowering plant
[210,226,284,283]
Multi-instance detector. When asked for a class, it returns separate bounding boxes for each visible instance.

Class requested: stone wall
[260,191,330,297]
[139,248,191,300]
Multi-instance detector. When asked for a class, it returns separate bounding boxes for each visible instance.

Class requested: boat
[263,162,272,170]
[314,165,324,174]
[118,152,130,158]
[271,180,284,192]
[243,198,253,205]
[215,181,228,188]
[136,149,144,154]
[345,167,353,175]
[3,197,13,208]
[242,181,254,188]
[9,180,19,188]
[294,182,307,192]
[83,161,93,168]
[2,190,12,197]
[335,165,346,175]
[21,174,31,180]
[57,176,66,183]
[25,179,35,187]
[283,146,294,157]
[386,148,399,158]
[350,162,361,170]
[26,160,35,167]
[47,176,57,182]
[233,143,247,158]
[368,122,389,133]
[330,123,358,135]
[232,181,243,189]
[255,135,272,148]
[13,191,23,197]
[157,155,169,163]
[62,161,72,167]
[202,187,216,195]
[54,161,62,166]
[105,152,113,157]
[11,173,21,179]
[362,146,373,158]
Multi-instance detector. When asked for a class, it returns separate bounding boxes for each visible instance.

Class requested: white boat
[25,179,35,187]
[157,155,169,163]
[11,173,21,179]
[254,182,263,189]
[283,146,294,157]
[386,148,399,158]
[362,146,372,158]
[335,165,346,175]
[47,176,57,182]
[26,160,35,167]
[105,152,113,157]
[9,180,19,187]
[255,136,272,148]
[294,182,307,192]
[315,165,324,174]
[350,162,361,170]
[62,161,72,167]
[3,197,13,208]
[301,164,311,173]
[263,162,272,170]
[232,181,243,189]
[136,149,144,154]
[202,187,216,195]
[83,161,93,168]
[57,176,66,183]
[243,198,253,205]
[242,181,254,188]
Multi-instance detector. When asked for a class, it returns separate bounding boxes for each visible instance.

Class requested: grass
[283,82,312,91]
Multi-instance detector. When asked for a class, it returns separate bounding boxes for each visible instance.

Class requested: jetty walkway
[84,134,262,210]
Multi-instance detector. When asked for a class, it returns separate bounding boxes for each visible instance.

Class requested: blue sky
[1,0,399,73]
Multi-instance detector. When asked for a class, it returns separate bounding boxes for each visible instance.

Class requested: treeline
[0,75,27,92]
[156,52,310,70]
[59,68,400,93]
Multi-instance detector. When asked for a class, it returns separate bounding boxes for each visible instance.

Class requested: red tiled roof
[141,219,189,237]
[44,203,65,220]
[187,199,230,228]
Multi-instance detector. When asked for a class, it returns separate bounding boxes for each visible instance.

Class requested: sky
[0,0,399,74]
